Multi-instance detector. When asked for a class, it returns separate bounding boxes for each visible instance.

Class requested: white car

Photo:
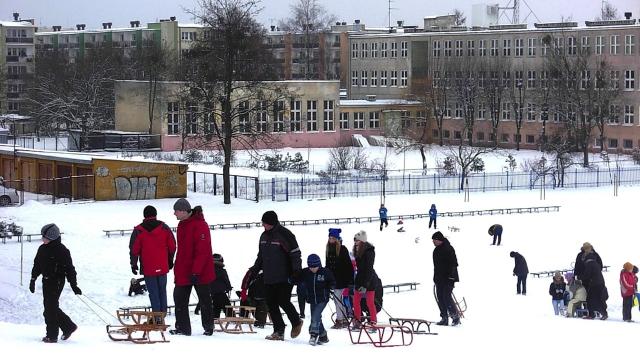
[0,177,19,206]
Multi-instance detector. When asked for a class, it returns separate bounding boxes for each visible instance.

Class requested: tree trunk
[419,145,427,173]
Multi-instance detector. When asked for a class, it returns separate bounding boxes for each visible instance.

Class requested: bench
[382,282,419,293]
[107,310,169,344]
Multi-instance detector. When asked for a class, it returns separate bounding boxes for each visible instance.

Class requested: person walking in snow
[379,204,388,231]
[325,228,353,329]
[30,223,82,343]
[428,204,438,229]
[250,210,304,341]
[581,248,608,320]
[301,254,335,345]
[620,262,637,322]
[549,272,566,315]
[489,224,503,245]
[510,251,528,295]
[352,230,380,327]
[573,242,603,281]
[432,231,460,326]
[171,198,215,336]
[130,205,176,315]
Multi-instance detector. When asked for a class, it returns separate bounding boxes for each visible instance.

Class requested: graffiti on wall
[115,176,157,200]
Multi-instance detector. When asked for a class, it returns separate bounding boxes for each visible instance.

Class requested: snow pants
[42,277,76,340]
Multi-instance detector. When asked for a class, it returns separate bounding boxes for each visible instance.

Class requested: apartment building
[348,17,640,152]
[0,13,36,115]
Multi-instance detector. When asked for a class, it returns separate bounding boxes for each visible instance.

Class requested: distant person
[301,254,335,346]
[195,253,232,319]
[581,248,608,320]
[130,205,176,315]
[489,224,503,246]
[379,204,388,231]
[620,262,637,322]
[324,228,353,329]
[428,204,438,229]
[573,242,603,280]
[510,251,528,295]
[352,230,380,327]
[170,198,216,336]
[549,272,566,315]
[250,210,303,341]
[432,231,460,326]
[30,224,82,343]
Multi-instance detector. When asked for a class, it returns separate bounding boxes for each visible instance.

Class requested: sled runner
[388,318,437,335]
[348,320,413,347]
[106,310,169,344]
[213,305,257,334]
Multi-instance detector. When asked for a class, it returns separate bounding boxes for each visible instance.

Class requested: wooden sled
[389,318,437,335]
[348,321,413,347]
[214,305,257,334]
[106,310,169,344]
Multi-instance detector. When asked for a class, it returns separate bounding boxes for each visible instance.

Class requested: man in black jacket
[250,211,303,341]
[581,251,608,320]
[30,224,82,343]
[573,242,603,280]
[510,251,529,295]
[432,231,460,326]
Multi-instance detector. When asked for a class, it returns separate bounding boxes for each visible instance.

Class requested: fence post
[506,171,509,191]
[213,174,217,196]
[234,175,238,198]
[301,177,304,200]
[286,178,289,202]
[255,177,259,202]
[483,171,486,192]
[596,167,599,186]
[408,174,411,194]
[574,168,577,188]
[271,178,275,202]
[192,172,196,193]
[433,173,436,194]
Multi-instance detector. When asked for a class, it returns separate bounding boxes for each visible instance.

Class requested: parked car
[0,177,19,206]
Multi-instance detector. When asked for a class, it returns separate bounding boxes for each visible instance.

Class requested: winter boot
[42,337,57,343]
[451,317,461,326]
[61,324,77,341]
[203,328,214,336]
[436,317,448,326]
[318,334,329,344]
[291,319,303,338]
[169,329,191,336]
[265,332,284,341]
[309,334,319,346]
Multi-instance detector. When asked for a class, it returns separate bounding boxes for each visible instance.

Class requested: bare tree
[279,0,336,80]
[482,56,511,147]
[450,57,481,146]
[543,132,576,187]
[442,144,495,190]
[451,9,466,26]
[508,63,530,150]
[597,1,619,20]
[424,57,452,146]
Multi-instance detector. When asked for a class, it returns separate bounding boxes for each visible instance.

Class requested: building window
[401,41,408,57]
[610,70,620,89]
[610,35,619,55]
[361,42,368,58]
[351,71,358,86]
[255,101,268,132]
[401,70,408,87]
[540,71,548,89]
[581,36,590,54]
[380,70,388,87]
[391,42,398,57]
[432,40,441,57]
[369,111,379,128]
[273,100,285,132]
[567,36,577,55]
[608,138,618,148]
[491,39,499,56]
[503,39,511,56]
[351,42,358,58]
[625,35,635,55]
[501,133,509,143]
[444,40,452,56]
[467,40,475,56]
[361,71,368,87]
[184,103,198,134]
[381,42,388,58]
[443,130,450,139]
[455,40,463,56]
[479,39,487,56]
[371,70,378,87]
[595,35,604,55]
[515,38,524,56]
[372,42,378,57]
[416,111,426,127]
[455,103,463,118]
[526,135,535,144]
[238,101,250,134]
[623,139,634,149]
[527,103,537,121]
[167,102,179,135]
[354,112,365,129]
[609,104,619,124]
[432,129,439,138]
[477,103,486,119]
[624,104,634,124]
[339,112,349,129]
[290,100,301,131]
[527,38,537,56]
[527,70,536,88]
[454,130,462,140]
[401,110,411,128]
[307,100,317,131]
[625,70,635,90]
[391,70,398,86]
[502,102,511,120]
[323,100,334,131]
[477,132,485,141]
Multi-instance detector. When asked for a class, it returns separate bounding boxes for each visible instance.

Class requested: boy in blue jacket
[301,254,335,345]
[379,204,388,231]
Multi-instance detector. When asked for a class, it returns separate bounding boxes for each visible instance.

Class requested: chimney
[354,19,360,24]
[13,12,19,21]
[270,25,275,31]
[624,12,632,20]
[81,24,86,30]
[130,20,140,28]
[76,24,82,30]
[397,20,404,28]
[342,22,347,25]
[170,16,176,21]
[335,22,340,26]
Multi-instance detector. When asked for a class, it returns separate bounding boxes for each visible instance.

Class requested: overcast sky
[2,0,639,30]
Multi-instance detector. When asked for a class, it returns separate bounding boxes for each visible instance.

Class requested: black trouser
[429,218,437,229]
[42,277,76,339]
[212,292,231,319]
[434,281,458,319]
[380,218,388,230]
[586,283,607,317]
[623,296,633,320]
[173,283,213,334]
[265,282,301,335]
[516,274,527,294]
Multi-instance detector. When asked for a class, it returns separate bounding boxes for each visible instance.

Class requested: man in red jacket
[170,198,215,336]
[130,205,176,314]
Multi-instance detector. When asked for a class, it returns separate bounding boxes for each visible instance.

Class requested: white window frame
[625,35,635,55]
[339,112,349,129]
[323,100,334,131]
[306,100,317,131]
[354,112,365,129]
[290,100,302,132]
[610,35,619,55]
[368,111,380,128]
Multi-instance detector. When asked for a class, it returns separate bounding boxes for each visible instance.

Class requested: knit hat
[41,223,60,241]
[173,198,191,212]
[307,254,322,268]
[143,205,157,218]
[261,210,279,226]
[431,231,445,242]
[509,251,516,257]
[624,262,634,272]
[328,228,342,239]
[213,253,224,263]
[354,230,367,242]
[581,242,593,253]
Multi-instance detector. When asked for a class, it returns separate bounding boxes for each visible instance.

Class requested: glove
[131,265,138,275]
[29,279,35,293]
[71,284,82,295]
[240,288,248,302]
[358,286,367,293]
[191,274,199,285]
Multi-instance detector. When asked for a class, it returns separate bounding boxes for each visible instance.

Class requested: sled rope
[76,294,118,324]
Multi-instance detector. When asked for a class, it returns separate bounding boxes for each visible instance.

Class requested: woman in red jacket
[620,262,637,322]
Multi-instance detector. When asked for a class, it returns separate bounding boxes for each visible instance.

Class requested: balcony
[6,37,33,44]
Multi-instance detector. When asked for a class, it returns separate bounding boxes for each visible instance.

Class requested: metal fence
[187,171,259,202]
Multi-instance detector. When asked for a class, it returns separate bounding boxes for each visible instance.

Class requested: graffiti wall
[93,159,187,201]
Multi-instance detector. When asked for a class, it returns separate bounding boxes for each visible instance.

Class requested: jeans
[516,274,527,294]
[145,275,168,312]
[332,288,348,321]
[429,218,437,229]
[42,278,76,339]
[435,281,458,319]
[265,282,301,335]
[173,283,213,334]
[552,299,564,315]
[354,290,377,324]
[308,301,328,336]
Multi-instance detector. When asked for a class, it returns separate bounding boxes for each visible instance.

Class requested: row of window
[351,70,408,87]
[351,41,408,59]
[430,34,636,58]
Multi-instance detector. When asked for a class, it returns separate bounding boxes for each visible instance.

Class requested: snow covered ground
[1,182,639,356]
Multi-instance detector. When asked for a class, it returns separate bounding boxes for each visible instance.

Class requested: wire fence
[2,175,95,205]
[187,171,259,202]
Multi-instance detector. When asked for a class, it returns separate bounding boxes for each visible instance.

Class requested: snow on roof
[0,114,31,120]
[179,23,206,28]
[340,99,423,106]
[0,21,35,27]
